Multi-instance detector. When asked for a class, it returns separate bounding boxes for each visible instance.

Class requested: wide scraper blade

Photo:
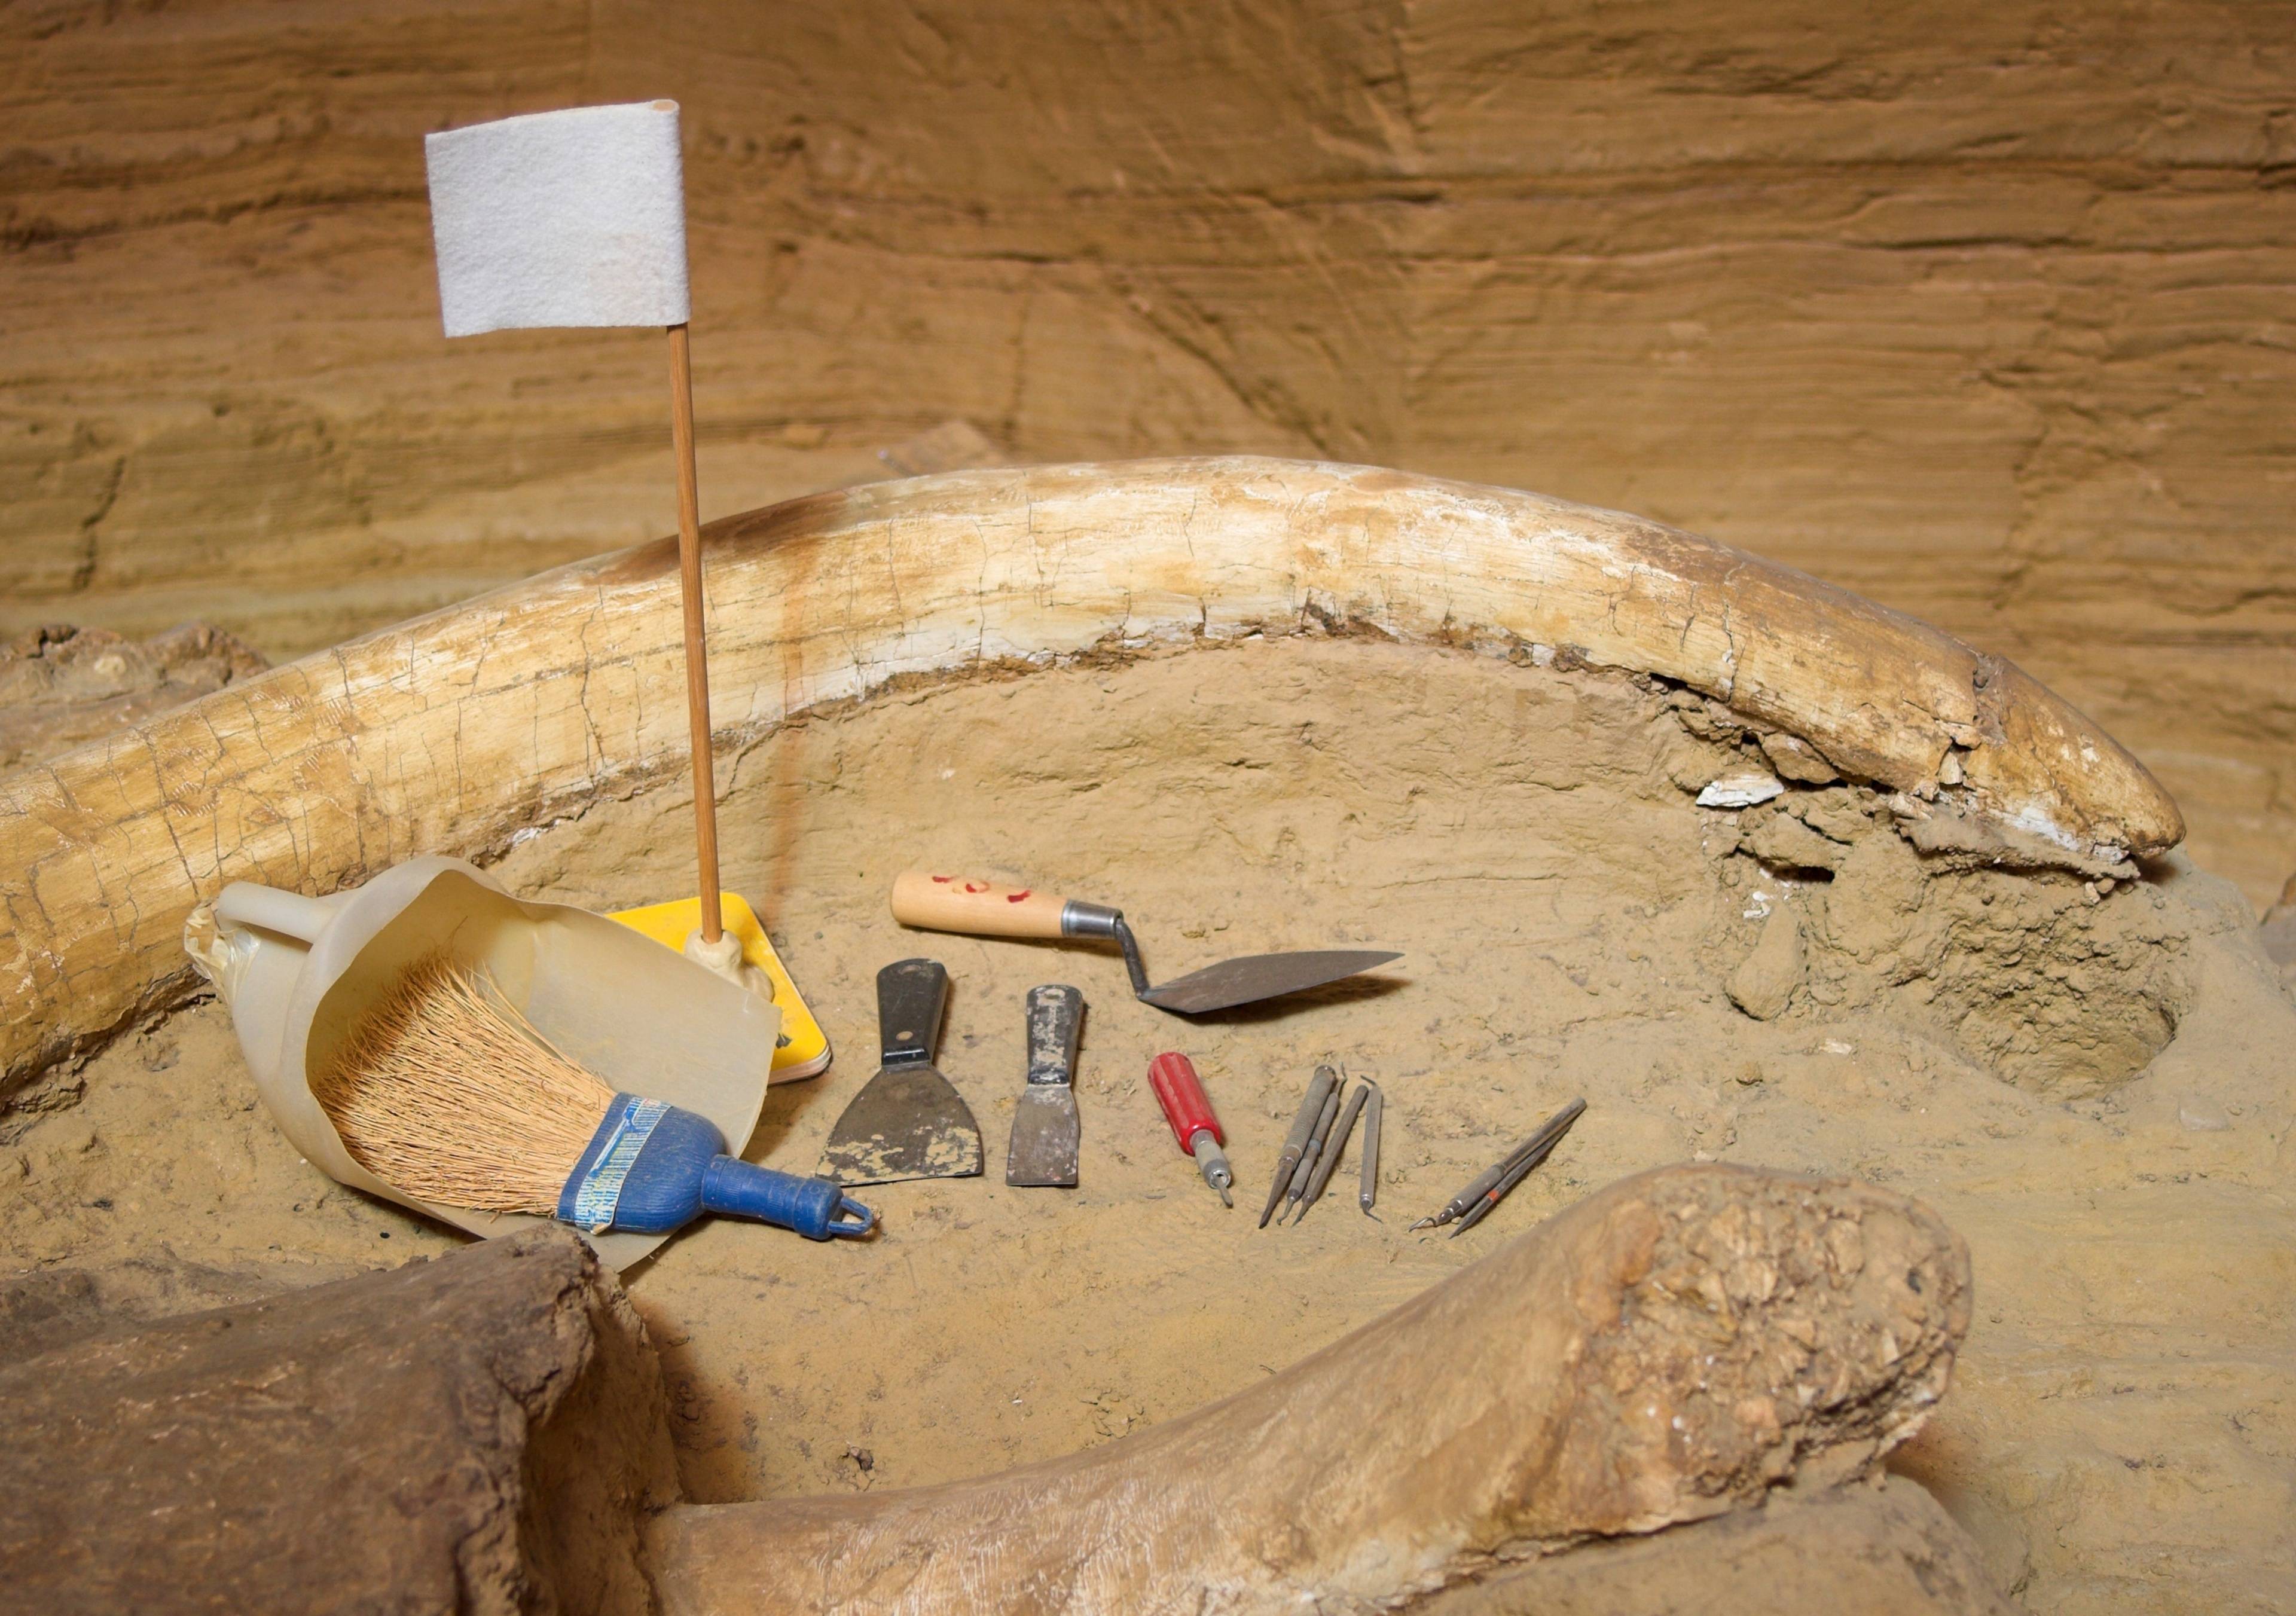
[821,1064,983,1186]
[1006,1085,1080,1187]
[1138,949,1402,1016]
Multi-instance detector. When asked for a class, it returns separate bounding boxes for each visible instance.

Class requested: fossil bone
[0,1163,1983,1613]
[647,1161,1972,1615]
[1415,1476,2009,1616]
[0,457,2179,1091]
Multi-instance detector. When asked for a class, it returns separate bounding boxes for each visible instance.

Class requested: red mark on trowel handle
[929,874,1031,901]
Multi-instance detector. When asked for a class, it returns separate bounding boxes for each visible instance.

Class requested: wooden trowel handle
[891,870,1074,939]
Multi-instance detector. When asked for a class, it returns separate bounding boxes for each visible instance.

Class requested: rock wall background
[5,0,2291,905]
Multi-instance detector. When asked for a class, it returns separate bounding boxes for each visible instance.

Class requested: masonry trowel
[820,960,984,1186]
[890,870,1400,1015]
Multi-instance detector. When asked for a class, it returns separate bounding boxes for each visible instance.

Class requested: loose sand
[6,634,2292,1614]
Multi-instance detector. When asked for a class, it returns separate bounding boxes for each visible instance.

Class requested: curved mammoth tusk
[648,1162,1973,1614]
[0,456,2179,1089]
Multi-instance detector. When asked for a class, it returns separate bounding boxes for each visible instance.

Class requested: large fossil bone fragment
[0,457,2179,1091]
[1418,1476,2010,1616]
[0,1224,677,1616]
[0,1163,1980,1615]
[649,1161,1973,1614]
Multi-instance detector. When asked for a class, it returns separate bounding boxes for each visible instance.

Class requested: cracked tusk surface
[0,456,2179,1089]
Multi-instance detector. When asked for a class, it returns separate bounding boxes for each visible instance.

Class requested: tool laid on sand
[187,857,789,1272]
[822,961,985,1187]
[1451,1114,1575,1238]
[1411,1157,1508,1234]
[317,953,873,1240]
[1148,1052,1233,1206]
[1006,985,1084,1189]
[1277,1076,1344,1225]
[1293,1078,1372,1226]
[890,871,1401,1015]
[1412,1098,1587,1234]
[1259,1065,1339,1227]
[1358,1080,1384,1220]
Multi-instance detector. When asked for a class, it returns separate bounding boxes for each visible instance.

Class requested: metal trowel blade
[1139,949,1402,1015]
[1006,1085,1080,1187]
[821,1063,984,1186]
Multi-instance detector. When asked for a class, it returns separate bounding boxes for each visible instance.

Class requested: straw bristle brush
[315,954,874,1241]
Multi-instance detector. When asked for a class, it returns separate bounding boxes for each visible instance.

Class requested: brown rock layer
[2,1,2289,902]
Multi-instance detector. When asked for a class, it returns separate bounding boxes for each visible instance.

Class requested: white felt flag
[425,101,690,337]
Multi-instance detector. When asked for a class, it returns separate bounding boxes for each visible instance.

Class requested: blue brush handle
[559,1095,876,1241]
[700,1156,876,1239]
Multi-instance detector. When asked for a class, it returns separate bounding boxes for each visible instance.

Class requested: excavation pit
[4,463,2291,1612]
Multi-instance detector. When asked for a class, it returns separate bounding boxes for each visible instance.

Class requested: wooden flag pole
[666,321,724,946]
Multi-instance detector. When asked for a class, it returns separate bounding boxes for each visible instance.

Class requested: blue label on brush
[568,1095,669,1231]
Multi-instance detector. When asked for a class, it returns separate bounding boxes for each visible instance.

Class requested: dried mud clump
[0,622,267,771]
[1678,713,2191,1095]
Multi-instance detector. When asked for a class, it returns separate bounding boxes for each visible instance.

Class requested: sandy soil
[5,634,2293,1614]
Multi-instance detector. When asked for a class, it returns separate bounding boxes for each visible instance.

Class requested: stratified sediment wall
[4,1,2291,901]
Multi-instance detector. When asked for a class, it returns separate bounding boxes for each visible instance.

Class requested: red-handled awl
[1149,1053,1232,1206]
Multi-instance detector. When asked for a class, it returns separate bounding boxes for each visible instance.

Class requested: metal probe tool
[1409,1098,1587,1232]
[1147,1052,1232,1206]
[1278,1082,1344,1224]
[1450,1106,1582,1237]
[1293,1079,1369,1225]
[1357,1079,1382,1220]
[1408,1155,1514,1233]
[1259,1065,1338,1227]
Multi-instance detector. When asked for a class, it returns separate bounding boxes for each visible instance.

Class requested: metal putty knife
[1006,984,1083,1188]
[820,959,984,1186]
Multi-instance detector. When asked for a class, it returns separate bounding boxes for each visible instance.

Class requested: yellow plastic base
[605,893,832,1081]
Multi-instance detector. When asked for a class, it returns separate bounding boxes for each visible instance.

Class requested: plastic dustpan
[185,854,777,1272]
[606,892,831,1082]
